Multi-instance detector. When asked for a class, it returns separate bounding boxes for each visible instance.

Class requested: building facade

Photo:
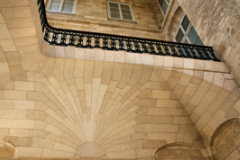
[0,0,239,159]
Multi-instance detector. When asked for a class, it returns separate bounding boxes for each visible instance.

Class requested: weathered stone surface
[177,0,240,86]
[0,0,238,160]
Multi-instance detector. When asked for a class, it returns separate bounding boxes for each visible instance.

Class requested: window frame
[157,0,171,16]
[174,14,203,45]
[46,0,78,14]
[107,1,136,22]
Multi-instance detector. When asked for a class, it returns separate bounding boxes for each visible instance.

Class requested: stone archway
[155,143,205,160]
[210,118,240,160]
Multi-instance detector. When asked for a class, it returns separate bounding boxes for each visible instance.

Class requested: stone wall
[0,1,206,158]
[0,0,239,159]
[176,0,240,86]
[46,0,164,40]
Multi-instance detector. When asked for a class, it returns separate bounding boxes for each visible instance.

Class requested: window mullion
[72,0,77,13]
[186,23,192,37]
[119,3,123,20]
[60,0,64,12]
[180,26,186,42]
[165,0,169,6]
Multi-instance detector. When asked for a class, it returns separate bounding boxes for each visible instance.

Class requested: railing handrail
[37,0,220,61]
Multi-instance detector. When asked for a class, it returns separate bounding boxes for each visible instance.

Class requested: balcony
[37,0,220,62]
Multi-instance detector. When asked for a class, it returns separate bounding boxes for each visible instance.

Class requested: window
[158,0,171,15]
[107,2,135,21]
[47,0,77,14]
[175,15,204,45]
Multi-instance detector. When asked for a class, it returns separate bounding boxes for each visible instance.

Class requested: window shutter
[49,0,61,11]
[62,0,74,13]
[120,4,133,20]
[109,2,121,19]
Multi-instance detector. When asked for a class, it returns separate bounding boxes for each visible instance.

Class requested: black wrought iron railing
[37,0,220,61]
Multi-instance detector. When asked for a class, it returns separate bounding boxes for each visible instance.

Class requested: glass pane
[122,14,132,20]
[121,9,131,15]
[185,39,189,43]
[188,27,198,44]
[176,29,184,42]
[181,15,190,31]
[49,0,61,11]
[121,4,130,10]
[121,4,132,20]
[159,0,168,14]
[109,3,119,8]
[110,8,119,13]
[109,2,120,19]
[62,0,74,12]
[111,12,121,18]
[196,38,204,45]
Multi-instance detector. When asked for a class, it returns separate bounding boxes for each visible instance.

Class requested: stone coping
[41,42,229,73]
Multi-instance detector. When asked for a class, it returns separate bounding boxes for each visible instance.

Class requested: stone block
[4,136,32,147]
[174,116,192,125]
[4,90,26,100]
[42,148,74,158]
[14,100,34,110]
[151,90,171,99]
[173,57,184,68]
[5,17,34,29]
[0,24,11,39]
[156,99,179,108]
[0,39,17,51]
[0,62,10,74]
[32,138,55,148]
[11,120,34,129]
[1,7,32,19]
[154,55,164,66]
[147,133,177,142]
[16,147,42,158]
[203,72,214,83]
[125,52,135,64]
[0,109,27,119]
[14,81,34,91]
[0,14,5,24]
[27,110,47,120]
[145,124,179,133]
[184,59,194,69]
[163,56,173,67]
[0,0,29,7]
[213,73,224,87]
[9,27,36,38]
[0,128,10,139]
[233,100,240,114]
[194,59,205,70]
[9,129,33,137]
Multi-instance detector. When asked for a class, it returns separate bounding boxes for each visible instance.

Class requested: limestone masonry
[0,0,239,160]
